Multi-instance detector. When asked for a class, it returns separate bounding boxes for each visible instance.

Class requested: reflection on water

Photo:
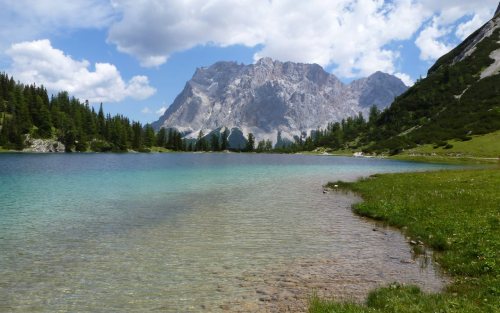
[0,153,452,312]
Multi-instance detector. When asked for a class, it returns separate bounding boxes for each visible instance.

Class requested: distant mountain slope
[367,7,500,152]
[153,58,407,147]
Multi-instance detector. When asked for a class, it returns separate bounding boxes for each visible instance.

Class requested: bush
[90,140,113,152]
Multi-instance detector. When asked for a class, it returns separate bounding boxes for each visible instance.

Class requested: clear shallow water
[0,153,453,312]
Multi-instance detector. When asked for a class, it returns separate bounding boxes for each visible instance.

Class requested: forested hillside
[284,13,500,154]
[0,73,186,152]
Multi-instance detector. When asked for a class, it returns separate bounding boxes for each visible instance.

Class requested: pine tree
[245,133,255,152]
[174,131,183,150]
[143,124,155,148]
[156,128,167,147]
[37,103,52,138]
[196,130,205,151]
[221,128,229,150]
[97,103,106,139]
[131,121,143,150]
[210,133,220,151]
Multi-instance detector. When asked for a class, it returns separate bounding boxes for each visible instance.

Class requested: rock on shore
[23,136,65,153]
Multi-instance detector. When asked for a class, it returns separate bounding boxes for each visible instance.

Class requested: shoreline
[215,187,449,312]
[2,148,497,165]
[311,168,500,312]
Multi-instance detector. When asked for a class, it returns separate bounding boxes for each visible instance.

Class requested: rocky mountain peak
[153,58,408,148]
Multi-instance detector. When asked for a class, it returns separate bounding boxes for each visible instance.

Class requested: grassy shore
[311,168,499,313]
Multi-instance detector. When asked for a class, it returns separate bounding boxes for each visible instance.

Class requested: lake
[0,153,453,312]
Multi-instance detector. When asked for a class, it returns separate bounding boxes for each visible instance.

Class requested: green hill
[0,73,185,152]
[370,12,500,153]
[290,10,500,158]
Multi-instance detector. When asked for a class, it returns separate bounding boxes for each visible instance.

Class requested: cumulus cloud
[107,0,266,67]
[415,18,454,61]
[141,106,166,115]
[141,107,152,114]
[156,107,167,115]
[108,0,425,77]
[414,1,497,61]
[105,0,497,81]
[394,72,414,87]
[455,9,494,40]
[0,0,115,51]
[2,0,498,86]
[6,39,156,103]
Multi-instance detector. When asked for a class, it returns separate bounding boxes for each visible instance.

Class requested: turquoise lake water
[0,153,453,312]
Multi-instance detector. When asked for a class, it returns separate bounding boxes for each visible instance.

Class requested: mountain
[349,71,408,109]
[364,4,500,152]
[152,58,407,148]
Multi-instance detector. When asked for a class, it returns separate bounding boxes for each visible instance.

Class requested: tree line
[0,73,189,152]
[3,33,498,156]
[0,69,393,155]
[0,73,267,153]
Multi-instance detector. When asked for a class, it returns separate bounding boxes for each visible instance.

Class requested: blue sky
[0,0,497,124]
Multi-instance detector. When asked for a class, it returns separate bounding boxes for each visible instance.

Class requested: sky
[0,0,498,124]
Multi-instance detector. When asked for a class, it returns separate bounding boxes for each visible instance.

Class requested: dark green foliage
[274,112,371,153]
[0,72,194,152]
[195,130,209,151]
[245,133,255,152]
[220,128,229,150]
[143,124,155,147]
[292,26,500,155]
[368,27,500,153]
[256,139,273,152]
[210,133,220,151]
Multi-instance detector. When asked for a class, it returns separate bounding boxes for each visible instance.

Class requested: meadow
[311,168,500,313]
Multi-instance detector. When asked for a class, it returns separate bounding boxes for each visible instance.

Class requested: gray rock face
[153,58,407,144]
[349,71,408,109]
[23,135,65,153]
[451,12,500,66]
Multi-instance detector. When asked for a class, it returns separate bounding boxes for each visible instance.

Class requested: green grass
[312,169,500,313]
[390,154,499,165]
[148,146,174,153]
[402,130,500,159]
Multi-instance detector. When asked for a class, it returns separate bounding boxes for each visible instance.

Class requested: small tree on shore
[245,133,255,152]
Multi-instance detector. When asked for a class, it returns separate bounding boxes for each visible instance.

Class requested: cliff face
[153,58,407,145]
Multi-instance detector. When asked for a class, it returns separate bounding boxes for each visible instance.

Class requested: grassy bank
[390,131,500,165]
[311,169,499,313]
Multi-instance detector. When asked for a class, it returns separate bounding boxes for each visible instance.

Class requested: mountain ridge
[360,8,500,153]
[153,58,407,146]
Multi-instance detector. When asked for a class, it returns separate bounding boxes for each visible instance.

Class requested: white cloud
[0,0,115,51]
[142,106,166,115]
[414,1,497,61]
[6,39,156,103]
[415,18,454,61]
[141,107,152,114]
[2,0,498,82]
[394,72,414,86]
[107,0,266,67]
[108,0,427,77]
[106,0,498,77]
[455,9,493,40]
[156,107,167,115]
